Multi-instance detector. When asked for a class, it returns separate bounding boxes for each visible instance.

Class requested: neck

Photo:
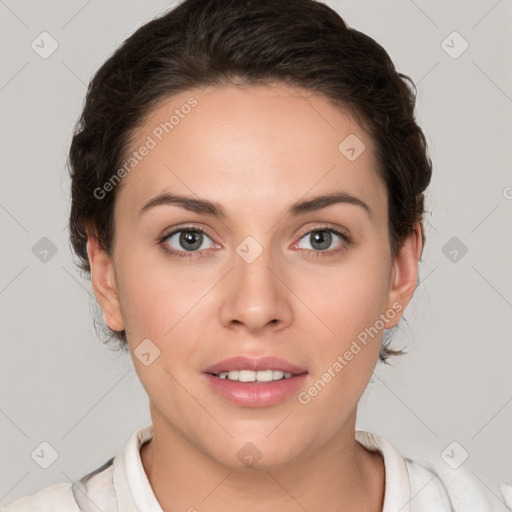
[140,407,385,512]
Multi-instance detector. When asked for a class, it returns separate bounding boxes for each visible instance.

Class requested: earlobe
[86,230,125,332]
[384,222,423,329]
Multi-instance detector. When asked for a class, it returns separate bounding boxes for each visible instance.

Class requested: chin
[205,434,308,472]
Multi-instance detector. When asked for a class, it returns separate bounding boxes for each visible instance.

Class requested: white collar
[355,430,411,511]
[113,424,163,512]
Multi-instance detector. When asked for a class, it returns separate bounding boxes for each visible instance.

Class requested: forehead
[114,83,386,221]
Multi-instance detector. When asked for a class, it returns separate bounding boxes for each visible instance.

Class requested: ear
[86,228,125,332]
[384,221,423,328]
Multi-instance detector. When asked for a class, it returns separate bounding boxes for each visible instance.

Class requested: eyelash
[158,224,351,260]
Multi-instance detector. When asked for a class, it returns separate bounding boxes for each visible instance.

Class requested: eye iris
[311,230,332,250]
[180,231,203,251]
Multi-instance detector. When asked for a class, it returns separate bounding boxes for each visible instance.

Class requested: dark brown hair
[68,0,432,362]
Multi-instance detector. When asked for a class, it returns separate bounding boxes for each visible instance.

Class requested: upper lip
[204,356,308,375]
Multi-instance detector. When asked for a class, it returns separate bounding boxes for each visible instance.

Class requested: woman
[4,0,511,510]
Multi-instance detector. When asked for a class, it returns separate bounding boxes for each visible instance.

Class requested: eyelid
[294,223,351,243]
[160,223,216,240]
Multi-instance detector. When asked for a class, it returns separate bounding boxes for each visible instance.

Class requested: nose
[219,241,293,334]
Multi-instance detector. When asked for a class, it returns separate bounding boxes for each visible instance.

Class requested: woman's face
[90,83,419,469]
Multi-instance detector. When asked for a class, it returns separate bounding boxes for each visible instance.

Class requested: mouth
[203,355,308,407]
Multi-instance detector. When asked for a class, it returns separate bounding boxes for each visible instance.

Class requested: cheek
[294,266,388,425]
[114,244,209,338]
[294,251,391,343]
[115,255,209,401]
[291,248,391,407]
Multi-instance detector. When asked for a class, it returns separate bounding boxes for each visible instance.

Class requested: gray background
[1,0,511,506]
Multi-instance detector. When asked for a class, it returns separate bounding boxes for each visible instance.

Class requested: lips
[204,355,308,376]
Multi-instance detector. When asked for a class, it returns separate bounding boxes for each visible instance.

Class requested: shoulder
[1,482,79,512]
[404,456,512,511]
[356,429,512,511]
[2,425,152,512]
[2,456,116,512]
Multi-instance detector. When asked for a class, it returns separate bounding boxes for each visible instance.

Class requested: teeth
[217,370,293,382]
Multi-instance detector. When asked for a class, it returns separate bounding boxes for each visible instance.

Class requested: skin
[86,82,422,512]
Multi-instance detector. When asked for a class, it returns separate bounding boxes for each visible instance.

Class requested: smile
[216,370,293,382]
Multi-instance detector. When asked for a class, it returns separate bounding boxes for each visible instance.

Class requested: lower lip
[204,373,308,407]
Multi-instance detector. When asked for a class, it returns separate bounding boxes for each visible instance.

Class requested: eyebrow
[139,190,373,219]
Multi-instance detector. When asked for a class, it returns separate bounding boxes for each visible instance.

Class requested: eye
[293,226,350,255]
[160,227,216,258]
[159,224,350,260]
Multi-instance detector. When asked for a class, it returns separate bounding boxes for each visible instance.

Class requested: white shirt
[3,424,511,511]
